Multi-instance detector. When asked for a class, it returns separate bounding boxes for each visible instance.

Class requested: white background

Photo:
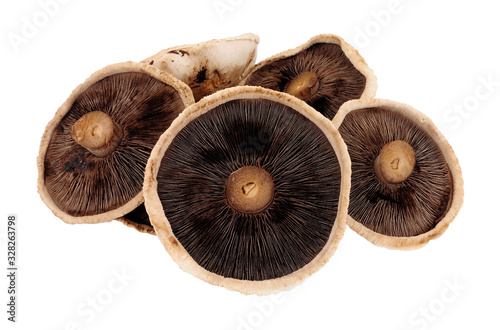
[1,0,499,329]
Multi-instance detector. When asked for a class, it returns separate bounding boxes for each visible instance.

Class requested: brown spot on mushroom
[169,237,178,246]
[195,68,207,84]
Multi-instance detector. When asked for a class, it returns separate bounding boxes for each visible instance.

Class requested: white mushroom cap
[142,33,260,101]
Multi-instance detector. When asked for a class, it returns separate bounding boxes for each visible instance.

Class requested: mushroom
[332,99,464,250]
[144,86,351,295]
[142,33,259,101]
[37,61,195,234]
[240,34,377,120]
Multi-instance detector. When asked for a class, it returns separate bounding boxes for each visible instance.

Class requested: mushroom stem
[70,111,123,157]
[226,166,274,213]
[374,140,416,184]
[284,71,319,100]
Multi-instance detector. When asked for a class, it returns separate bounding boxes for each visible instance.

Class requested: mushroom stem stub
[284,71,320,100]
[70,111,123,157]
[374,140,416,184]
[226,166,274,213]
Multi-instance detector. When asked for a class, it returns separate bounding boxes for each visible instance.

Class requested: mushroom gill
[333,99,463,249]
[38,62,194,232]
[242,35,376,120]
[144,87,350,294]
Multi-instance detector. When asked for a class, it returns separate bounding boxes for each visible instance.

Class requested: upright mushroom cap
[144,86,351,295]
[332,99,464,250]
[37,62,195,233]
[142,33,260,101]
[240,34,377,120]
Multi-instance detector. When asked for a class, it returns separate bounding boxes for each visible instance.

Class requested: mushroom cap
[332,98,464,250]
[37,61,195,229]
[240,34,377,120]
[118,203,156,235]
[142,33,260,101]
[144,86,351,295]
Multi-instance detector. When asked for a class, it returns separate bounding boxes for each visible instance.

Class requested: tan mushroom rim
[239,34,377,99]
[144,86,351,295]
[37,61,195,225]
[116,218,157,235]
[332,98,464,250]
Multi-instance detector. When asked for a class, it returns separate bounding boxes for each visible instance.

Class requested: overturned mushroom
[37,62,195,234]
[144,86,351,295]
[332,99,464,250]
[240,34,377,120]
[142,33,259,101]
